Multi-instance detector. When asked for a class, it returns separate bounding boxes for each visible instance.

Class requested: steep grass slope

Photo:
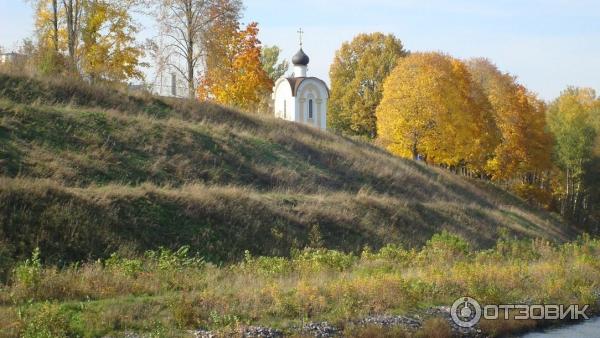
[0,73,577,264]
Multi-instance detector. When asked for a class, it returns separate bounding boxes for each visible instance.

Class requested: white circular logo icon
[451,297,482,328]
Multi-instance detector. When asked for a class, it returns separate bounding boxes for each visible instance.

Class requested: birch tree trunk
[62,0,82,72]
[52,0,59,52]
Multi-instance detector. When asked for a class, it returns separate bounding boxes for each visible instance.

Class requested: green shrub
[168,296,202,329]
[240,251,292,276]
[145,246,205,271]
[308,224,325,248]
[104,253,144,277]
[495,238,543,261]
[207,311,241,330]
[13,248,42,289]
[22,303,74,338]
[293,248,357,272]
[422,231,470,258]
[363,244,416,263]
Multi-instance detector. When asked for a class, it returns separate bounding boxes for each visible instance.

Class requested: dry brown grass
[4,263,162,303]
[0,307,22,338]
[479,317,538,337]
[416,318,454,338]
[343,324,412,337]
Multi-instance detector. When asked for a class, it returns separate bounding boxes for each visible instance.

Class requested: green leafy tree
[328,33,407,138]
[260,45,288,81]
[547,87,598,225]
[257,45,288,114]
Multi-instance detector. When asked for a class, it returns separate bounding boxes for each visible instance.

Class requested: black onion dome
[292,48,310,66]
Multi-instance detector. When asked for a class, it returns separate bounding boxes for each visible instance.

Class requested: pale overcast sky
[1,0,599,100]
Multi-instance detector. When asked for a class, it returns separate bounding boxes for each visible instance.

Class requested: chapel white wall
[296,79,328,130]
[273,78,295,121]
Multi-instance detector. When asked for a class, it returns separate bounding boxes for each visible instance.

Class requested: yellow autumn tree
[376,52,499,170]
[32,0,63,50]
[31,0,68,74]
[30,0,145,81]
[81,0,146,83]
[198,22,273,112]
[467,58,553,181]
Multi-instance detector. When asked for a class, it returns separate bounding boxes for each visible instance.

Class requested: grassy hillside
[0,73,577,266]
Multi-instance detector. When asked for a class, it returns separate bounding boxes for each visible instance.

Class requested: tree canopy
[376,52,499,169]
[197,22,272,111]
[467,58,553,180]
[29,0,146,81]
[328,33,407,138]
[81,0,146,83]
[260,45,288,81]
[547,87,599,225]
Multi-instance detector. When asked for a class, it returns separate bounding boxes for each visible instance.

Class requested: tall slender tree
[28,0,66,74]
[28,0,61,52]
[51,0,60,52]
[62,0,83,71]
[28,0,147,80]
[155,0,242,98]
[547,87,598,224]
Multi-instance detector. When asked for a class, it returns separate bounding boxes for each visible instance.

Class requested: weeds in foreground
[0,232,598,337]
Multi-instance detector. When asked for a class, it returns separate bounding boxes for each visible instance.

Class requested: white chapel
[272,33,329,130]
